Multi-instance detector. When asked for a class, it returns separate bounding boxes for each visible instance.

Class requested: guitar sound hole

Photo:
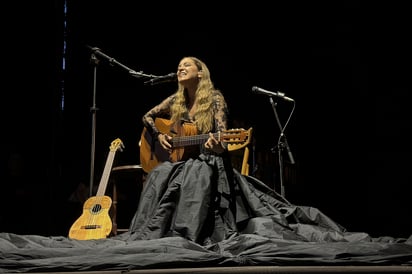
[91,204,102,214]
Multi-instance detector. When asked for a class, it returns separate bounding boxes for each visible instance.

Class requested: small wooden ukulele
[68,138,124,240]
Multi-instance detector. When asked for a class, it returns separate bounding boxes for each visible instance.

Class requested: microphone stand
[88,52,99,197]
[86,46,157,197]
[268,97,295,197]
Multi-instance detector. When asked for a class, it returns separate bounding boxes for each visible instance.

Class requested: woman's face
[177,58,200,83]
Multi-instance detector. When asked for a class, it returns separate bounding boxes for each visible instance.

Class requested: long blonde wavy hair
[170,57,222,133]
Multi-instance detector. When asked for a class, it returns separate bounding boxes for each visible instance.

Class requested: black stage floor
[28,266,412,274]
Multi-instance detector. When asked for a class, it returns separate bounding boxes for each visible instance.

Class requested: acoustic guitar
[140,118,252,173]
[69,138,124,240]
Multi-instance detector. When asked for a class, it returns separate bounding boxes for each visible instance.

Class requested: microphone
[144,73,177,86]
[283,135,295,165]
[251,86,294,102]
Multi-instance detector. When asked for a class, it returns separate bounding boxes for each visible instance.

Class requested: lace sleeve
[142,94,175,136]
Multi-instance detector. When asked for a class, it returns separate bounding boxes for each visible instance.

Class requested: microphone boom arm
[86,45,158,79]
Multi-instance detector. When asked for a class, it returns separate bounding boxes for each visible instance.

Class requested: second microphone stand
[269,97,295,197]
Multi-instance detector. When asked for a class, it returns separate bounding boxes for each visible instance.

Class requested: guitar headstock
[223,127,253,150]
[110,138,125,152]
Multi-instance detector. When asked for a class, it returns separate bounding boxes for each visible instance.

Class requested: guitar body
[68,196,113,240]
[140,118,252,173]
[140,118,199,173]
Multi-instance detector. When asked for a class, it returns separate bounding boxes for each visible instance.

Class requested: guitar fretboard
[171,133,221,148]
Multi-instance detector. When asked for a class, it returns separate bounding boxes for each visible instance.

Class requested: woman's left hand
[205,132,225,154]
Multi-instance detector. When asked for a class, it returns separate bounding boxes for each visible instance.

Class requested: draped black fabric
[121,155,349,245]
[1,157,412,272]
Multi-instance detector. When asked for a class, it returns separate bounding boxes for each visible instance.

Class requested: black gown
[121,153,353,245]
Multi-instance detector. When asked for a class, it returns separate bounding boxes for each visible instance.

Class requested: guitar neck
[171,132,220,148]
[95,151,116,197]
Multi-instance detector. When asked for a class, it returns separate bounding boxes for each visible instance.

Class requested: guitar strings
[171,130,247,147]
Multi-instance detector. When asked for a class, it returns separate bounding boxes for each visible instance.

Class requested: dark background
[2,2,411,238]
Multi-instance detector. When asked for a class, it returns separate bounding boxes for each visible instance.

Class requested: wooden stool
[110,165,144,235]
